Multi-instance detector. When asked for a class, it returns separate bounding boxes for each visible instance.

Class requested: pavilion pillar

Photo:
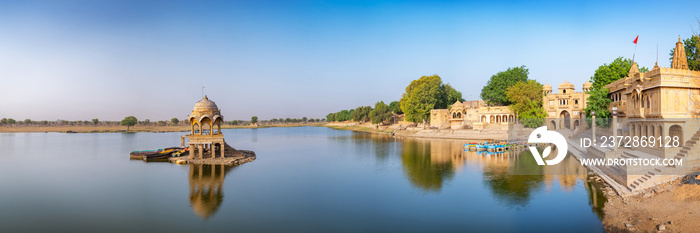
[220,143,225,158]
[189,144,195,159]
[199,144,203,159]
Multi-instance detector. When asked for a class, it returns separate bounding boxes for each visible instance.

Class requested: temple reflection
[188,164,234,219]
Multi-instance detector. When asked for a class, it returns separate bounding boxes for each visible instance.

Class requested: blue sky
[1,0,699,121]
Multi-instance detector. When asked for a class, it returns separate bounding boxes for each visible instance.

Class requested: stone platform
[169,143,256,165]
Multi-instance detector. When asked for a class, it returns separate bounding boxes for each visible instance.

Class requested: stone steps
[626,128,700,192]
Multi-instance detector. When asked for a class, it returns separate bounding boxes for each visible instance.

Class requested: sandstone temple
[576,36,700,194]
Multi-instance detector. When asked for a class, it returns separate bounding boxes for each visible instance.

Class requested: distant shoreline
[324,122,508,141]
[0,123,325,133]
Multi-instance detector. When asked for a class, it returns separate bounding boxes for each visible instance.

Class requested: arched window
[647,98,650,109]
[669,125,683,147]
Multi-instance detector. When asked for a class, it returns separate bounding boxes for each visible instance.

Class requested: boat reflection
[188,164,234,219]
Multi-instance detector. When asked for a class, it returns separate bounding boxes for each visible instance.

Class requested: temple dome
[191,96,221,117]
[188,95,223,125]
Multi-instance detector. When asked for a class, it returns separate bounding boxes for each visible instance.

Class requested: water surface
[0,127,605,232]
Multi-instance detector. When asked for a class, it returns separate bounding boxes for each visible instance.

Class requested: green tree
[506,80,547,128]
[336,109,353,121]
[399,75,444,123]
[584,88,613,127]
[7,118,16,124]
[251,116,258,124]
[171,118,179,125]
[0,118,6,125]
[143,119,150,125]
[92,118,99,125]
[370,101,392,124]
[302,117,308,123]
[585,57,648,128]
[669,35,699,71]
[121,116,137,131]
[440,84,465,108]
[590,57,649,90]
[481,66,529,106]
[24,119,31,125]
[326,113,335,122]
[520,100,548,128]
[389,101,402,114]
[352,106,372,122]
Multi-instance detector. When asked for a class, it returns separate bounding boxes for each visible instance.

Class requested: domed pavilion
[181,95,226,159]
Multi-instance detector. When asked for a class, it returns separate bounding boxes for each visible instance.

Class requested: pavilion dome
[189,96,223,123]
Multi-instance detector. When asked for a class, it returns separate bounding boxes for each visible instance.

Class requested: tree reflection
[482,150,544,206]
[401,140,456,192]
[188,164,234,219]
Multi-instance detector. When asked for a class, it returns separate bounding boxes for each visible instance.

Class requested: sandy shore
[601,176,700,232]
[0,123,324,133]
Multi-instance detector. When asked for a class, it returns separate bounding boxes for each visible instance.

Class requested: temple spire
[628,62,640,77]
[671,35,689,70]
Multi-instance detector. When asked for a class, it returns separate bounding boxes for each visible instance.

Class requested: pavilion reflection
[188,164,234,219]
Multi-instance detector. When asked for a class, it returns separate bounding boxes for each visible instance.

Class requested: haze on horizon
[1,0,699,121]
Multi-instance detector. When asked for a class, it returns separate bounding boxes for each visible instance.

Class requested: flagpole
[632,35,638,63]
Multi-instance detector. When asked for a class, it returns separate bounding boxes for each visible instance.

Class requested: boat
[130,149,163,159]
[143,149,176,161]
[130,147,184,161]
[464,143,478,151]
[476,143,488,151]
[171,147,190,157]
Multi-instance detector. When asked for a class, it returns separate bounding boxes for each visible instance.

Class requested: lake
[0,126,605,232]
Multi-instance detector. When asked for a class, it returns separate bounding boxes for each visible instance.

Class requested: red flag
[633,35,638,44]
